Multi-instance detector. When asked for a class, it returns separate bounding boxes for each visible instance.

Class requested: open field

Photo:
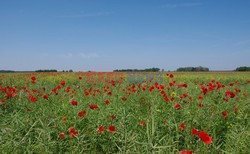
[0,72,250,153]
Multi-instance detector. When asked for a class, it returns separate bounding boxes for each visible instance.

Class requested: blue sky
[0,0,250,71]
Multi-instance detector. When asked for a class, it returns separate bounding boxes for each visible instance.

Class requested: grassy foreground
[0,72,249,154]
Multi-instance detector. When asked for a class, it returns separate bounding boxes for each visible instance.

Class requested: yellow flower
[171,92,176,97]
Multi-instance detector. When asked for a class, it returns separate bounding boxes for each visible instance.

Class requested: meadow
[0,72,249,154]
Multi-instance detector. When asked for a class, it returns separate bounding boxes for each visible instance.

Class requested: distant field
[0,72,249,153]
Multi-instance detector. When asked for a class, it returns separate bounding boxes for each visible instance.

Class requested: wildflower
[71,100,78,106]
[105,99,110,105]
[198,131,212,144]
[191,128,198,135]
[140,120,146,127]
[180,150,192,154]
[62,117,67,122]
[174,103,181,110]
[89,104,99,109]
[110,115,116,120]
[60,80,66,86]
[58,132,65,139]
[180,123,186,131]
[171,92,176,97]
[222,111,228,118]
[98,126,105,134]
[107,125,116,133]
[78,110,87,118]
[68,127,78,138]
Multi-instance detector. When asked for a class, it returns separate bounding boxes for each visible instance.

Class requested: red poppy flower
[121,97,127,101]
[31,76,36,81]
[198,96,203,100]
[62,116,67,122]
[242,92,247,97]
[169,74,174,78]
[180,150,192,154]
[225,91,235,98]
[169,82,174,86]
[68,127,78,138]
[107,125,116,133]
[78,110,87,118]
[26,107,31,111]
[234,106,238,113]
[180,123,186,131]
[164,97,170,102]
[79,76,82,80]
[139,120,146,127]
[110,115,116,120]
[98,126,105,134]
[198,103,203,107]
[84,91,90,96]
[105,100,110,105]
[174,103,181,110]
[43,94,49,100]
[222,111,228,118]
[30,96,38,102]
[71,100,78,106]
[191,128,198,135]
[89,104,99,109]
[198,131,212,144]
[58,132,65,139]
[178,83,187,88]
[60,80,66,86]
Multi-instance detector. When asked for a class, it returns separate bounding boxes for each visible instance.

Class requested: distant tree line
[62,69,73,72]
[113,68,160,72]
[176,66,209,72]
[0,70,15,73]
[35,69,57,72]
[235,66,250,71]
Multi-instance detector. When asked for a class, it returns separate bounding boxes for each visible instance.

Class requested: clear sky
[0,0,250,71]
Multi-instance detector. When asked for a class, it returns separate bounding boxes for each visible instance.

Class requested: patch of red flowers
[180,150,192,154]
[62,117,67,123]
[121,97,127,101]
[191,128,198,135]
[174,103,181,110]
[180,123,186,131]
[178,83,187,88]
[68,127,78,138]
[107,125,116,133]
[198,131,212,144]
[71,100,78,106]
[191,128,212,144]
[225,91,235,98]
[222,111,228,118]
[98,126,105,134]
[89,104,99,109]
[26,107,31,111]
[105,99,110,105]
[139,120,146,127]
[110,115,116,120]
[58,132,65,139]
[60,80,66,86]
[78,110,87,118]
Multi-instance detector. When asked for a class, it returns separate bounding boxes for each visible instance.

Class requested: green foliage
[114,67,160,72]
[35,69,58,72]
[235,66,250,71]
[177,66,209,72]
[0,70,15,73]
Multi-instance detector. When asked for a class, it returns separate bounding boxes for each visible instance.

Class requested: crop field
[0,72,249,154]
